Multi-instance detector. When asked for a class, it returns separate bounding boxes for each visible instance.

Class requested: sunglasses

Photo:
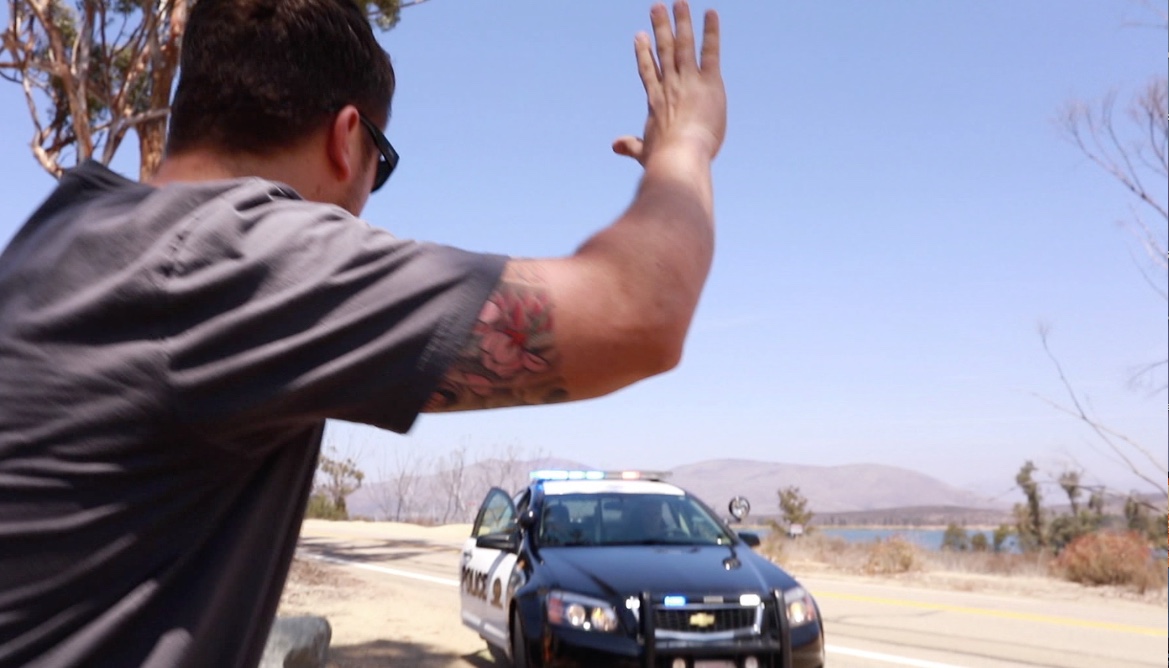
[358,113,399,192]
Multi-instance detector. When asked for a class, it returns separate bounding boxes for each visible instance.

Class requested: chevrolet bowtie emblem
[689,612,716,628]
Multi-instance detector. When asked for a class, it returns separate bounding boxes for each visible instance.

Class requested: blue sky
[0,1,1164,501]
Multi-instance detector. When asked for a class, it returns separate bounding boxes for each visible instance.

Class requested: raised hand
[613,1,726,166]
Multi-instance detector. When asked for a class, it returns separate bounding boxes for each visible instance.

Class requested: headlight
[546,590,620,633]
[783,586,818,628]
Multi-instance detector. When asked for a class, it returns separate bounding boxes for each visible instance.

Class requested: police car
[459,470,825,668]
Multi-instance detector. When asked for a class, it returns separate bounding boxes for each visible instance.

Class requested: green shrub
[969,532,990,552]
[992,524,1013,552]
[941,523,969,551]
[1054,530,1166,592]
[304,492,348,520]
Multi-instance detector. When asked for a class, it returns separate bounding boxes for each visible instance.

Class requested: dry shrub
[810,535,851,563]
[760,532,863,571]
[925,547,1053,578]
[760,532,788,566]
[1054,530,1166,592]
[863,536,922,575]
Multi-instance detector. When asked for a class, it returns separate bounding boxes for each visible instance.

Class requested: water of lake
[818,527,1019,552]
[749,526,1021,553]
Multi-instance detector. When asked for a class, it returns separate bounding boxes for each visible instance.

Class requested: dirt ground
[278,558,484,668]
[277,521,485,668]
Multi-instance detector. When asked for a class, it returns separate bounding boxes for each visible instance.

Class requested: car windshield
[537,493,737,547]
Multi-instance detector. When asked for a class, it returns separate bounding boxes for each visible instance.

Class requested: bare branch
[1060,79,1169,224]
[1125,0,1168,29]
[4,0,423,177]
[18,53,61,175]
[1035,328,1167,500]
[1126,358,1169,396]
[374,446,427,521]
[1123,234,1169,301]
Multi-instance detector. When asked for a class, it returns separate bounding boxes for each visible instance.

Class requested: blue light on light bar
[529,469,569,480]
[663,595,687,607]
[529,469,607,481]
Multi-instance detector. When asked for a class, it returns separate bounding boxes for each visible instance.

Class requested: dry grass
[759,531,1168,603]
[921,547,1054,578]
[763,532,924,575]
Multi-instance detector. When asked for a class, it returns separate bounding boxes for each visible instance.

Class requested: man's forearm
[575,145,715,350]
[427,2,725,406]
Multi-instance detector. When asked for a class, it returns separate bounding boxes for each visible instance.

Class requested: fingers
[672,1,696,72]
[634,31,662,102]
[649,2,712,76]
[700,8,720,73]
[650,3,674,81]
[612,136,646,164]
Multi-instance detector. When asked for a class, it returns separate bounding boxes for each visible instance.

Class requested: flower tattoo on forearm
[425,272,568,411]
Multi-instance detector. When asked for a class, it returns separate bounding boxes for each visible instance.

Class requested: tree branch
[1035,327,1167,500]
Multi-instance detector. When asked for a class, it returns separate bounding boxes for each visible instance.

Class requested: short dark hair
[166,0,395,156]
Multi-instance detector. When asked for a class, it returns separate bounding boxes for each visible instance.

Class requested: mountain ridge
[666,458,1004,515]
[345,456,1008,522]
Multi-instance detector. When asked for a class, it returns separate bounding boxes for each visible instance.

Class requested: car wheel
[510,608,533,668]
[487,643,509,665]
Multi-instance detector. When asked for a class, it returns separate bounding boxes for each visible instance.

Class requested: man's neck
[149,150,271,188]
[147,135,358,214]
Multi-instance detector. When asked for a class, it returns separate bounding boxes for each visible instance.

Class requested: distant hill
[344,457,1006,524]
[668,459,1006,517]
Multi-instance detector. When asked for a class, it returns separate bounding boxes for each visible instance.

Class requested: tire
[487,643,509,665]
[510,608,533,668]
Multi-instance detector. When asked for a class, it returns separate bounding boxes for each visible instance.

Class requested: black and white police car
[459,470,825,668]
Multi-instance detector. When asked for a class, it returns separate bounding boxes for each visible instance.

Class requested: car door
[460,487,519,646]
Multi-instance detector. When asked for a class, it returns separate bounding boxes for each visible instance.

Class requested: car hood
[536,544,799,598]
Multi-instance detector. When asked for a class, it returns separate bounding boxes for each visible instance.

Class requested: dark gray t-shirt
[0,161,505,667]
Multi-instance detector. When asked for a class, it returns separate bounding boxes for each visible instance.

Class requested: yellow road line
[815,591,1167,637]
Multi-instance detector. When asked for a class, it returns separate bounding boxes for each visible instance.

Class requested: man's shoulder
[35,160,151,214]
[56,162,372,241]
[144,174,366,247]
[186,181,394,253]
[62,159,143,191]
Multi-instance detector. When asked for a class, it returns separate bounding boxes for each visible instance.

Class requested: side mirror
[476,531,519,552]
[728,496,751,523]
[737,531,761,548]
[518,508,537,530]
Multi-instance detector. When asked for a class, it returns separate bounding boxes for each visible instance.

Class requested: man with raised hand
[0,1,726,666]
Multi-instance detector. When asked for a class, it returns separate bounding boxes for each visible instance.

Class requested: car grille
[654,606,758,634]
[654,603,762,641]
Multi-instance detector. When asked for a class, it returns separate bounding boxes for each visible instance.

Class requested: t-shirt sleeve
[164,187,506,441]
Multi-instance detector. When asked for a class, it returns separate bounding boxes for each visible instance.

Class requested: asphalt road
[801,574,1165,668]
[295,524,1167,667]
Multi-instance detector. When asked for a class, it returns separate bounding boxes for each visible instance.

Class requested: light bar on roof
[528,470,671,482]
[529,469,605,481]
[617,470,672,480]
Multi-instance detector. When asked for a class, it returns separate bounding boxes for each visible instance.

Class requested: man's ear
[326,106,363,183]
